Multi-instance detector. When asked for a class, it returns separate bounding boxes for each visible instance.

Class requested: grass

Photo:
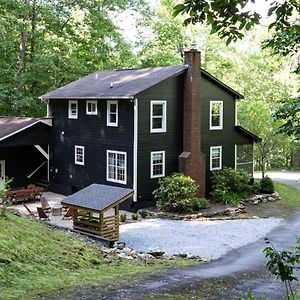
[274,182,300,210]
[0,212,197,300]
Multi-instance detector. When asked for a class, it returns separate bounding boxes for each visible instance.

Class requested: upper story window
[150,151,165,178]
[210,146,222,170]
[68,100,78,119]
[86,100,97,115]
[75,146,84,165]
[210,101,223,130]
[107,150,127,184]
[107,100,118,127]
[150,101,167,133]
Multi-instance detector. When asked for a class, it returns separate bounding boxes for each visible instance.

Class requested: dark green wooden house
[41,49,260,209]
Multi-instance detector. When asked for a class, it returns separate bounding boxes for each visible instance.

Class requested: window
[210,101,223,130]
[75,146,84,165]
[107,100,118,126]
[151,151,165,178]
[150,101,167,133]
[86,100,97,115]
[68,100,78,119]
[210,146,222,170]
[107,150,127,184]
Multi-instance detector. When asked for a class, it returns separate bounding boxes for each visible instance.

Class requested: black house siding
[200,76,253,194]
[135,75,184,207]
[49,99,134,197]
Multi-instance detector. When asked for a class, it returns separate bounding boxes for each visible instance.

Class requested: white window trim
[107,100,118,127]
[68,100,78,119]
[210,146,222,171]
[86,100,98,115]
[75,146,84,166]
[106,150,127,184]
[150,100,167,133]
[209,101,223,130]
[150,151,165,178]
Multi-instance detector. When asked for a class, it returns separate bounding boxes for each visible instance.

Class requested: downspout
[133,98,138,202]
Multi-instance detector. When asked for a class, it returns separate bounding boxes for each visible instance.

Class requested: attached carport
[0,117,51,188]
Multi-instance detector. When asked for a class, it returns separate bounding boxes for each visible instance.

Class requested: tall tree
[0,0,146,117]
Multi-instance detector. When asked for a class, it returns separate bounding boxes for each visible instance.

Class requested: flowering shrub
[153,173,200,212]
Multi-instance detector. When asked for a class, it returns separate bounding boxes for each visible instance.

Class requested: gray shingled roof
[0,117,51,142]
[61,184,134,211]
[41,65,188,99]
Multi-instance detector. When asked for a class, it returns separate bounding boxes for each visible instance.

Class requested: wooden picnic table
[6,186,45,203]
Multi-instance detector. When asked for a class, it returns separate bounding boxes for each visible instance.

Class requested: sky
[115,0,273,46]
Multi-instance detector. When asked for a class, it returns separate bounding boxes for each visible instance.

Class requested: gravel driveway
[120,218,282,260]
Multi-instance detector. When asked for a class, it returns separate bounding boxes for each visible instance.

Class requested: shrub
[191,198,201,211]
[0,179,11,218]
[260,176,274,194]
[120,213,127,222]
[153,173,198,213]
[139,209,148,218]
[211,167,250,204]
[131,213,138,220]
[198,198,209,208]
[191,198,209,211]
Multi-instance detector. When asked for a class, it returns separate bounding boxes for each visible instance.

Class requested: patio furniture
[6,186,45,203]
[62,207,73,220]
[37,207,50,221]
[52,204,62,216]
[40,196,51,211]
[23,204,37,217]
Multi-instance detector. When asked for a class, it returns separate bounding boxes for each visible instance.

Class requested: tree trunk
[15,0,30,114]
[30,0,36,63]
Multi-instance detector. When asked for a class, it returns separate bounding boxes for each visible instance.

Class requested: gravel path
[120,218,282,260]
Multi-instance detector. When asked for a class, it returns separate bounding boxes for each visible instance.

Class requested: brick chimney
[178,49,206,197]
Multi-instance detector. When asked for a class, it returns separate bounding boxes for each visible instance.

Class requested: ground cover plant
[154,173,208,213]
[0,212,196,300]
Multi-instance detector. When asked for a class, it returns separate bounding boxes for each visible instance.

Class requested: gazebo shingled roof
[61,183,133,212]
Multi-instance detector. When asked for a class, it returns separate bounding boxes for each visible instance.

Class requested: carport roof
[0,117,52,142]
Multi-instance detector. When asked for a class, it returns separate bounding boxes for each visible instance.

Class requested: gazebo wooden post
[115,204,119,240]
[73,208,78,224]
[99,211,103,236]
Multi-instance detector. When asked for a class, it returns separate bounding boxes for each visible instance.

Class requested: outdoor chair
[37,207,50,221]
[40,196,51,212]
[62,207,73,220]
[23,204,37,217]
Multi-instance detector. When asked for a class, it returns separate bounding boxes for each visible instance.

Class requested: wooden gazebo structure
[61,184,133,241]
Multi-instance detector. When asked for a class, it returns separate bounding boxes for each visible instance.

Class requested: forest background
[0,0,298,175]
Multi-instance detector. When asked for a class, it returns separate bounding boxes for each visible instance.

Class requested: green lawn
[0,212,196,300]
[274,182,300,210]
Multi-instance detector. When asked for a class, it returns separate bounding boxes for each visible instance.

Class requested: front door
[0,160,5,188]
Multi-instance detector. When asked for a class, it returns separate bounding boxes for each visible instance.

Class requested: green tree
[0,0,146,117]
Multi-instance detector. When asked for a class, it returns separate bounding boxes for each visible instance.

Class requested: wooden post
[115,205,119,240]
[99,212,103,236]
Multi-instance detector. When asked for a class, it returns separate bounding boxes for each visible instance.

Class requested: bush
[191,198,200,211]
[191,198,209,211]
[120,213,127,222]
[211,167,250,204]
[260,176,274,194]
[139,209,148,218]
[131,213,138,220]
[153,173,199,213]
[198,198,209,208]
